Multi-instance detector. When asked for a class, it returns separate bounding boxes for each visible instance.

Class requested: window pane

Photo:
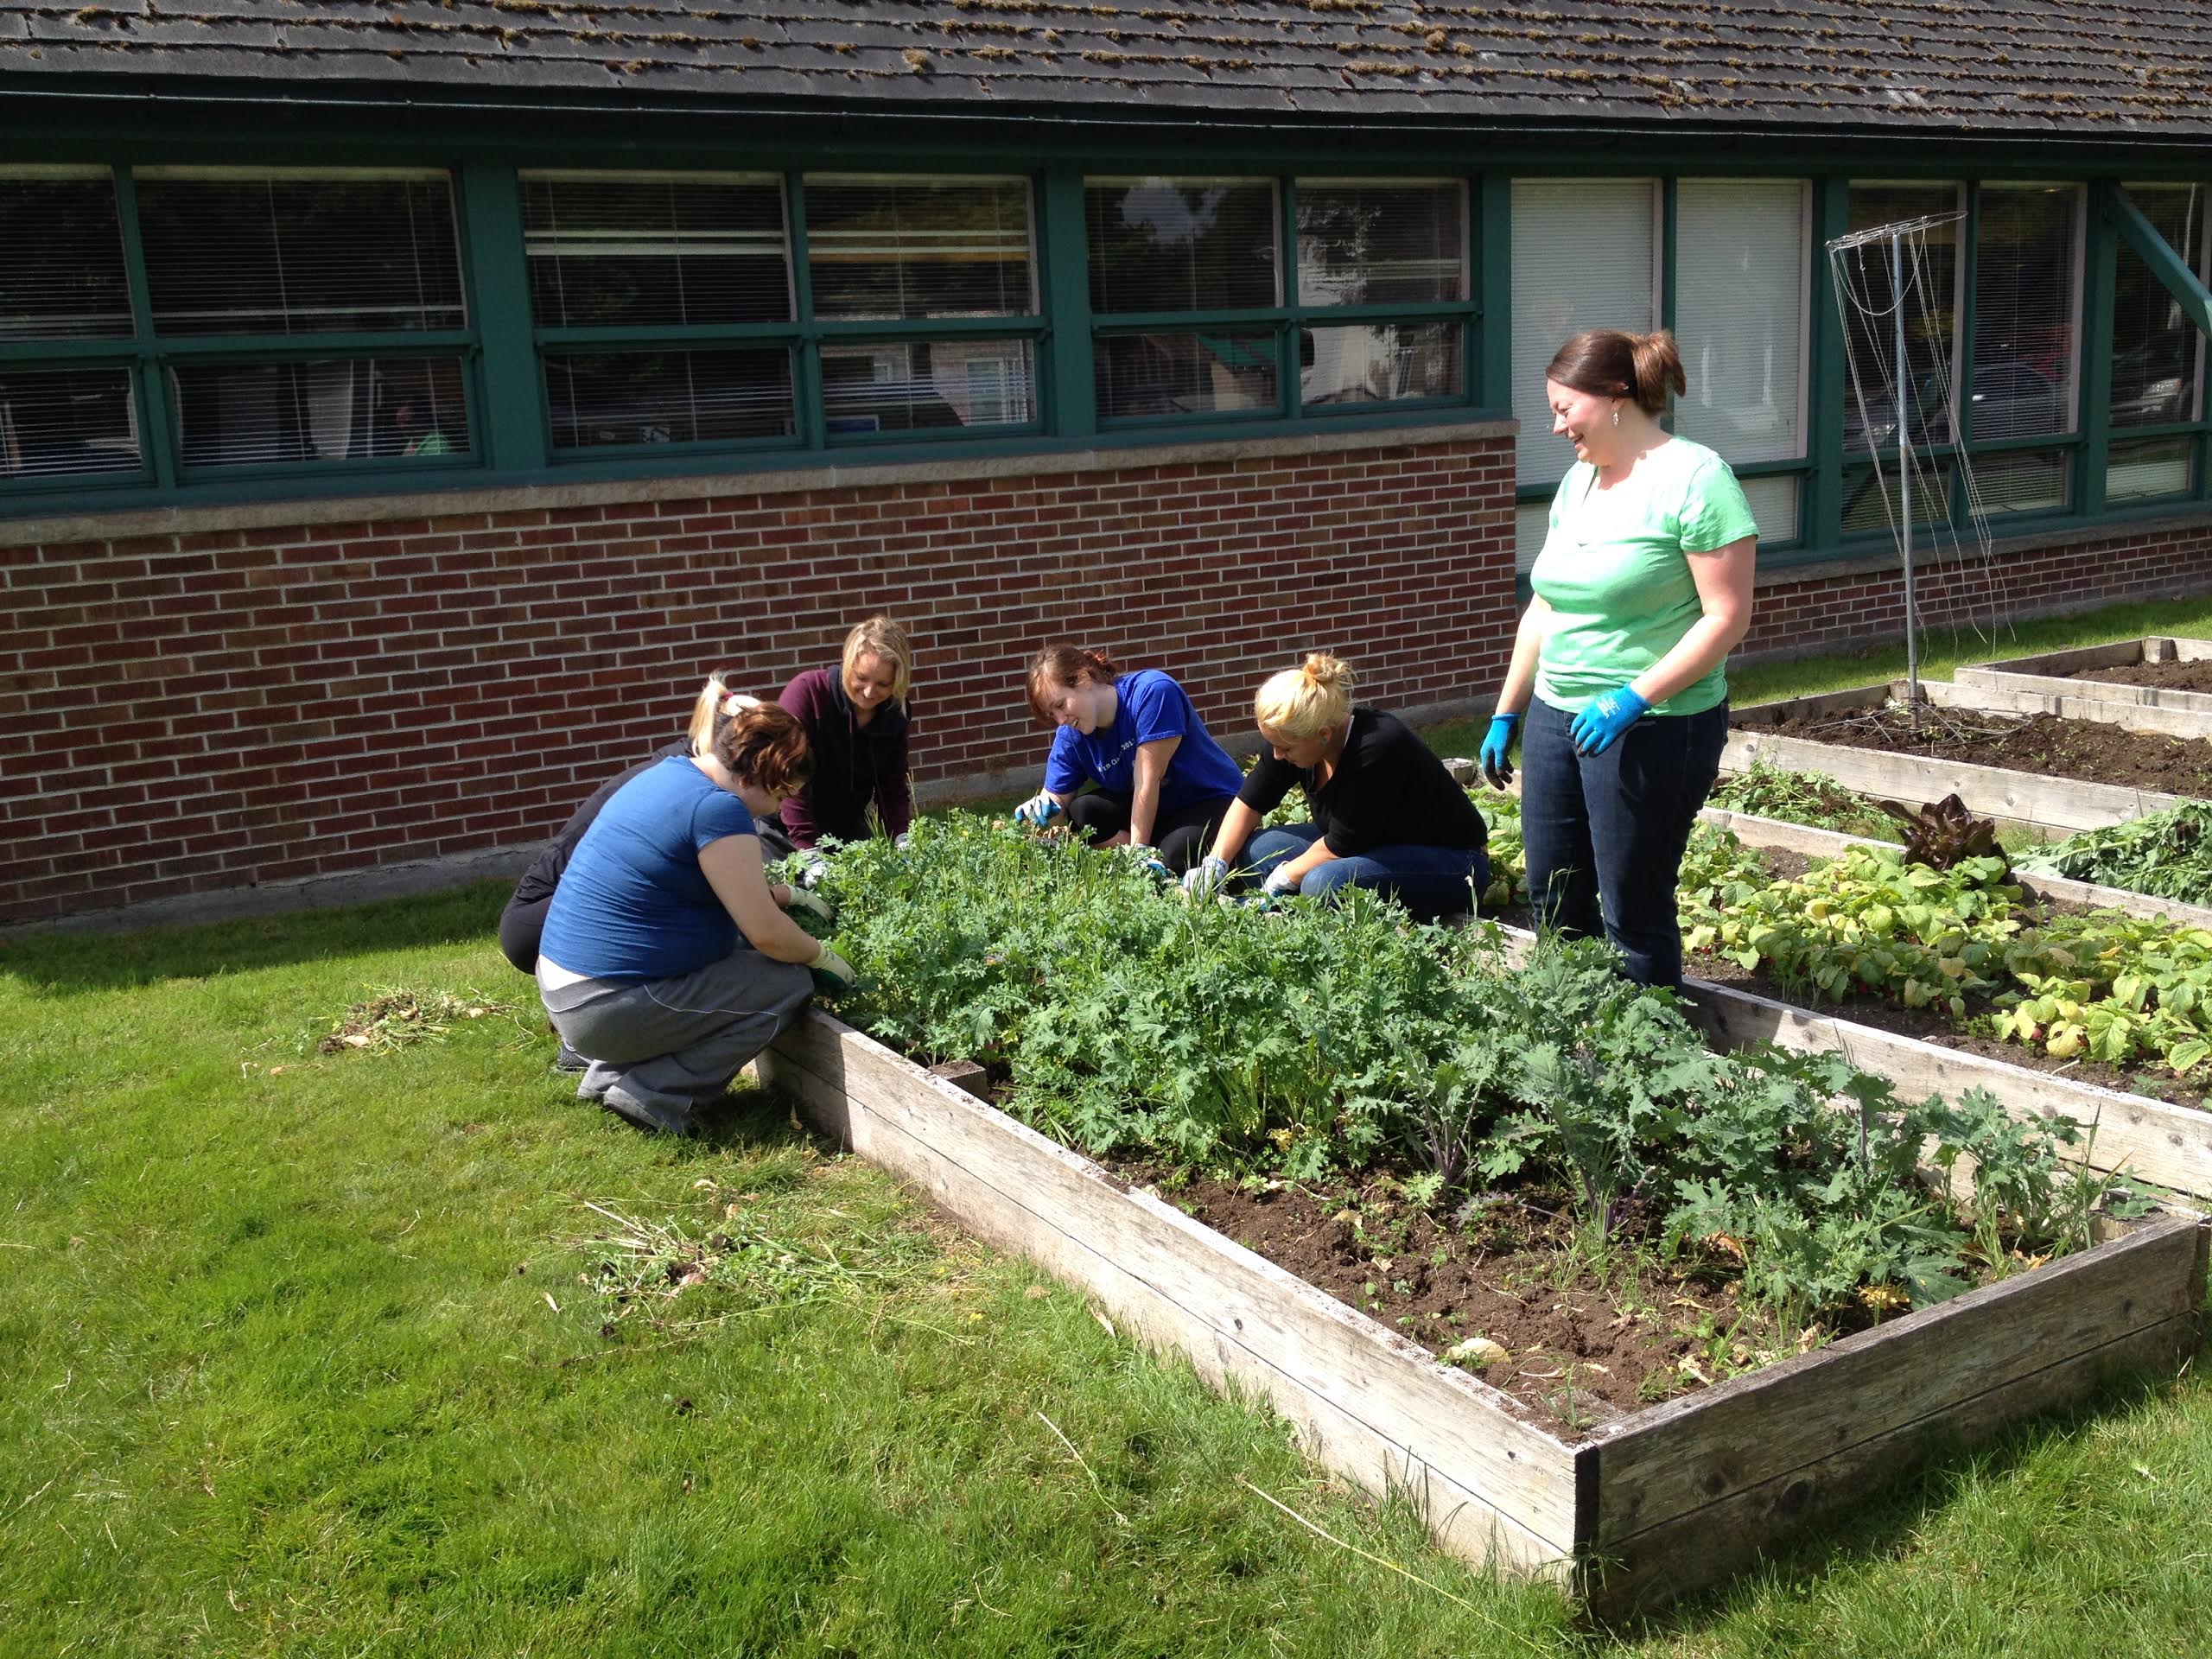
[0,367,138,478]
[1295,181,1465,307]
[0,168,132,341]
[2107,436,2193,502]
[1842,461,1952,534]
[1972,185,2078,442]
[523,173,791,329]
[2112,184,2203,429]
[1086,179,1278,315]
[1510,179,1656,484]
[136,169,465,336]
[806,176,1033,321]
[1972,448,2069,515]
[1095,331,1277,421]
[1515,499,1551,575]
[1674,181,1807,465]
[168,356,467,467]
[821,339,1034,434]
[1300,321,1461,407]
[546,347,792,449]
[1738,473,1800,544]
[1840,183,1961,449]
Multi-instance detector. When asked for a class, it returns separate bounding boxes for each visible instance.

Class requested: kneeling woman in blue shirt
[1014,645,1244,874]
[536,694,855,1135]
[1188,652,1488,922]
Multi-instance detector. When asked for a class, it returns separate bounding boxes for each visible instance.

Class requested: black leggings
[1065,792,1235,874]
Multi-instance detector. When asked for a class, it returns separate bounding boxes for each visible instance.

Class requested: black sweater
[1237,708,1486,858]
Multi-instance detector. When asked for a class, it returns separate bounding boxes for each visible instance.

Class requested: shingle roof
[7,0,2211,140]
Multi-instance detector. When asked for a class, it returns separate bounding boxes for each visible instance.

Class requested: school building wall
[0,421,1520,927]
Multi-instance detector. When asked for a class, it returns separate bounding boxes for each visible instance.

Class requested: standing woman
[1187,652,1488,922]
[1014,645,1244,874]
[778,615,915,850]
[1478,327,1758,988]
[536,696,855,1135]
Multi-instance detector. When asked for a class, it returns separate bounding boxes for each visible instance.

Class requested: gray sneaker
[598,1088,696,1136]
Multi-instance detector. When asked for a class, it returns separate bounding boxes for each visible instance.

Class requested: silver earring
[1611,404,1620,428]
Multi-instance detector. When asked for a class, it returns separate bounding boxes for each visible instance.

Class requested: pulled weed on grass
[317,984,520,1054]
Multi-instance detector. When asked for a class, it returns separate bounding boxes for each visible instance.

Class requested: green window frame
[0,163,482,501]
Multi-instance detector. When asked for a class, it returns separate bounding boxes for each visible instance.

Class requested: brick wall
[1742,519,2212,659]
[1,428,1520,925]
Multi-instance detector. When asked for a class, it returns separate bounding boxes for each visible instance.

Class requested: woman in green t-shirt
[1478,328,1758,988]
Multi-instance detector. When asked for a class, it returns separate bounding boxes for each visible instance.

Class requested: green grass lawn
[9,598,2212,1656]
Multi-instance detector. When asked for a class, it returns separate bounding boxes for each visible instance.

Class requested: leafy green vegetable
[2013,801,2212,908]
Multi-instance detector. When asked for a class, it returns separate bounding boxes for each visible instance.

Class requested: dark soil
[1763,705,2212,798]
[1115,1160,1801,1432]
[2060,657,2212,695]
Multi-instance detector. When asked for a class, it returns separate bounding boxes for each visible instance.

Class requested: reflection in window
[524,173,791,329]
[1086,178,1278,315]
[1295,181,1464,307]
[1842,461,1953,534]
[1972,185,2079,442]
[2111,184,2203,430]
[136,170,465,337]
[0,168,132,341]
[1674,181,1807,467]
[545,347,792,450]
[1842,183,1961,450]
[2107,436,2194,502]
[0,367,138,478]
[1300,321,1461,407]
[820,340,1034,434]
[1095,332,1277,422]
[168,356,468,467]
[806,176,1034,321]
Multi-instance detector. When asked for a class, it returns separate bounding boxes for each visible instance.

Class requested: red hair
[1026,644,1120,721]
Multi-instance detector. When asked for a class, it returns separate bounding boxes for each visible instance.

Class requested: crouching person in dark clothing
[777,614,916,851]
[535,695,855,1135]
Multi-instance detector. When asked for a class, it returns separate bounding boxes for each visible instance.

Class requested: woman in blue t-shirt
[1012,645,1244,874]
[536,695,857,1135]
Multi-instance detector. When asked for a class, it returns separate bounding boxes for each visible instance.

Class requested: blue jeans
[1241,824,1487,923]
[1520,695,1728,989]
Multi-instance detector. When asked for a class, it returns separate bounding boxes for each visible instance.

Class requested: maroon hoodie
[777,665,913,847]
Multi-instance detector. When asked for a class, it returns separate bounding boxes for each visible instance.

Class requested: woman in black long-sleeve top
[1186,652,1489,922]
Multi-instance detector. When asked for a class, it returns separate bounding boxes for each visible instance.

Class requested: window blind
[2111,183,2203,429]
[0,167,132,341]
[524,172,791,329]
[1841,183,1961,449]
[135,168,465,337]
[0,367,138,479]
[1510,180,1657,485]
[168,355,467,467]
[1971,185,2080,442]
[805,175,1034,321]
[1674,181,1808,466]
[1087,178,1278,315]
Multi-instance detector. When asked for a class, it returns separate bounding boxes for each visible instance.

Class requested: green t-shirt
[1529,436,1758,717]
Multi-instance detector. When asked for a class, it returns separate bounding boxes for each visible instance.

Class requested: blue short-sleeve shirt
[1043,669,1243,814]
[540,755,758,981]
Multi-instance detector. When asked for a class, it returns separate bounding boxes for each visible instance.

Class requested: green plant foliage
[1708,761,1902,841]
[1684,843,2022,1014]
[1992,912,2212,1075]
[804,814,2118,1330]
[2013,800,2212,907]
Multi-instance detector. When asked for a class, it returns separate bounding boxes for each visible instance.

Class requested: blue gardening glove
[1013,792,1064,829]
[1478,711,1521,789]
[1141,856,1172,881]
[1181,855,1230,899]
[1569,686,1650,756]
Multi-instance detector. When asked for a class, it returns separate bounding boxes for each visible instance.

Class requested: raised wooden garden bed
[1958,638,2212,719]
[1727,683,2192,836]
[756,1010,2207,1615]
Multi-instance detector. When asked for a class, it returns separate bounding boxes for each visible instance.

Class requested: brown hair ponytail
[1547,327,1686,416]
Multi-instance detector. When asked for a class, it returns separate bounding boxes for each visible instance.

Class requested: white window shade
[1674,181,1808,466]
[1510,180,1657,485]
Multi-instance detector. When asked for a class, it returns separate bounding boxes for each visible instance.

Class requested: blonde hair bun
[1254,651,1355,741]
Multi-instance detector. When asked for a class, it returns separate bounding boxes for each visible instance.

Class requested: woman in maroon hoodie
[777,615,915,849]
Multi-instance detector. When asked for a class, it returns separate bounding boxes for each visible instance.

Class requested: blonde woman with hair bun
[1479,326,1758,989]
[775,615,917,850]
[1185,652,1489,921]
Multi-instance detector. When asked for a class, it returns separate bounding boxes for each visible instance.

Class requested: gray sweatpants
[537,948,814,1134]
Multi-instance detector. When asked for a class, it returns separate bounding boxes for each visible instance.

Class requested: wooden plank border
[1957,638,2212,718]
[753,1007,2207,1615]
